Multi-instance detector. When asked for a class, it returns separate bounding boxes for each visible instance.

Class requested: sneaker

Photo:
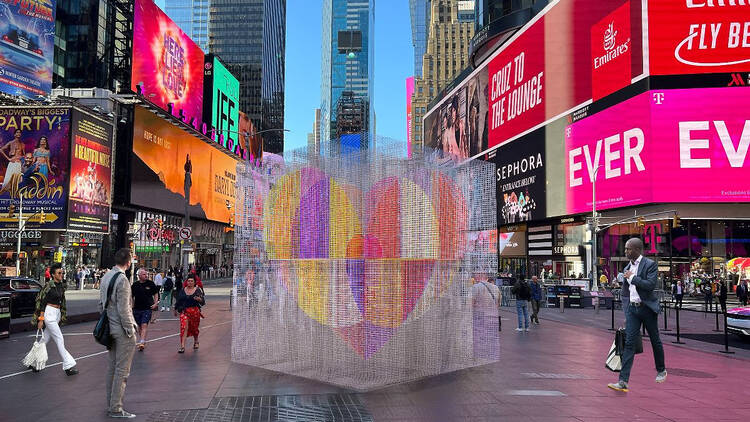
[65,367,79,376]
[515,328,524,332]
[166,307,170,311]
[607,381,629,392]
[160,307,165,311]
[108,410,136,418]
[524,328,530,332]
[656,370,667,383]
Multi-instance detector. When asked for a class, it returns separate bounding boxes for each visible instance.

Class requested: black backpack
[163,277,174,291]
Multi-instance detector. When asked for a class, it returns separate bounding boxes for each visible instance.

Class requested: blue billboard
[0,0,56,98]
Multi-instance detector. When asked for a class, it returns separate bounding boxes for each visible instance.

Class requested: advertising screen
[499,231,526,257]
[423,67,489,161]
[406,77,414,158]
[648,1,750,75]
[204,56,240,151]
[424,0,644,156]
[565,87,750,214]
[67,110,113,233]
[495,130,546,225]
[0,0,56,98]
[239,111,262,162]
[131,0,204,124]
[0,107,70,229]
[132,106,238,223]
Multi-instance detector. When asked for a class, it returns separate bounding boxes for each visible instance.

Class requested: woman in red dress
[174,276,204,353]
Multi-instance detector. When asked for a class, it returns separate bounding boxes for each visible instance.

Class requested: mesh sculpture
[232,137,498,390]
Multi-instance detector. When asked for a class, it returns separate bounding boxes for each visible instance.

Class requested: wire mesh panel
[232,136,497,391]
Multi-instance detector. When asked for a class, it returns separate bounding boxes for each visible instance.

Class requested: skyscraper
[410,0,474,150]
[163,0,210,52]
[210,0,286,154]
[320,0,375,143]
[409,0,430,77]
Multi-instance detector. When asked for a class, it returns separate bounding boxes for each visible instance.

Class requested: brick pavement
[0,282,742,421]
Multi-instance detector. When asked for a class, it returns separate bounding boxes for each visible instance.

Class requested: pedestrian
[737,279,748,306]
[718,279,728,314]
[190,269,203,288]
[529,276,542,325]
[702,281,713,312]
[161,270,174,311]
[511,276,531,332]
[174,276,205,353]
[30,262,78,375]
[470,274,501,357]
[608,238,666,393]
[154,269,163,298]
[673,280,684,309]
[172,270,183,305]
[132,268,159,351]
[99,248,138,419]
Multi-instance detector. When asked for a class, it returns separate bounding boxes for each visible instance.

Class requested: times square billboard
[565,87,750,214]
[131,0,204,125]
[203,55,240,155]
[0,0,56,98]
[423,0,750,160]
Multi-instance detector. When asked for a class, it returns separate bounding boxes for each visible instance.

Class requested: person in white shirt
[608,238,666,393]
[153,271,164,311]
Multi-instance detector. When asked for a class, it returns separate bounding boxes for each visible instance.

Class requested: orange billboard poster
[131,106,238,223]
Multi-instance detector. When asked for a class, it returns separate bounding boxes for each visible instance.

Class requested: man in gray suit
[99,248,137,418]
[608,238,666,392]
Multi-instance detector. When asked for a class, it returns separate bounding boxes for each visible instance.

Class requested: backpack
[163,277,174,292]
[514,280,531,300]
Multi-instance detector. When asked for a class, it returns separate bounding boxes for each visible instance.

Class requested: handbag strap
[35,328,43,341]
[103,272,122,309]
[480,281,495,300]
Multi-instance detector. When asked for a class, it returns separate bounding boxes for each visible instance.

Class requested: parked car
[0,277,42,319]
[727,306,750,339]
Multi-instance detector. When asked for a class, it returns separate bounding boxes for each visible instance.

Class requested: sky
[283,0,414,152]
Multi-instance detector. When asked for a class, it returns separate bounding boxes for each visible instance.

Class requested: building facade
[410,0,474,151]
[209,0,286,153]
[163,0,210,52]
[320,0,375,142]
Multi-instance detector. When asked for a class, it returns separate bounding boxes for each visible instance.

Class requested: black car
[0,277,42,319]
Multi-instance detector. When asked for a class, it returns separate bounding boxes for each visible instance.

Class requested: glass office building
[163,0,210,52]
[320,0,375,142]
[210,0,285,153]
[409,0,430,77]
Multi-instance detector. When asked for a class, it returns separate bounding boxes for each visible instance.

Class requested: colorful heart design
[264,167,468,358]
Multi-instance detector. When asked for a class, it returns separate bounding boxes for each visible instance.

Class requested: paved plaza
[0,282,745,421]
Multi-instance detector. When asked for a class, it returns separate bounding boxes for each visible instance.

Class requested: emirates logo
[603,22,617,51]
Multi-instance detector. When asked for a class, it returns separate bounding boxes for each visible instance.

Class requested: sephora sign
[565,87,750,214]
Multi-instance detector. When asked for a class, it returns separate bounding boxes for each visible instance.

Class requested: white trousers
[42,306,76,370]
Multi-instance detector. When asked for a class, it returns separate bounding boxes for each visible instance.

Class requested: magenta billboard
[565,87,750,214]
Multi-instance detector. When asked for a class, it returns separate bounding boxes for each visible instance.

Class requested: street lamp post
[591,165,603,313]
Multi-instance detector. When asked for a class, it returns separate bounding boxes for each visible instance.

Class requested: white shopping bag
[605,339,621,372]
[22,329,48,371]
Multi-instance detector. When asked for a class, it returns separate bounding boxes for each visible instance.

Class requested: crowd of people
[28,251,208,418]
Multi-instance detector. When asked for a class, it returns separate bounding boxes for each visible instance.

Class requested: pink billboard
[406,77,414,158]
[565,87,750,214]
[131,0,204,124]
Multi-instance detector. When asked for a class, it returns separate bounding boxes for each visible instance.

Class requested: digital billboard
[0,107,70,229]
[423,0,644,156]
[0,0,56,98]
[131,0,204,124]
[499,231,526,257]
[565,87,750,214]
[406,77,414,158]
[204,55,240,153]
[648,1,750,75]
[67,110,113,233]
[132,106,238,223]
[495,130,546,224]
[239,111,262,162]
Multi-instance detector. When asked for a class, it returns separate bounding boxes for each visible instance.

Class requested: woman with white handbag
[29,263,78,375]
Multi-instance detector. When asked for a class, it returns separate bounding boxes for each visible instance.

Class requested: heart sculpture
[264,166,468,358]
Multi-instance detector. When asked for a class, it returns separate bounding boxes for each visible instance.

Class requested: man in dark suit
[608,238,666,392]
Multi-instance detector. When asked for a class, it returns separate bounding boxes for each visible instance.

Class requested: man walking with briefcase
[608,238,666,393]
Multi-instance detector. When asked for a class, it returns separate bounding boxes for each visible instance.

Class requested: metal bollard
[559,297,565,313]
[719,311,735,354]
[662,301,671,331]
[713,307,721,332]
[671,305,685,344]
[608,300,616,331]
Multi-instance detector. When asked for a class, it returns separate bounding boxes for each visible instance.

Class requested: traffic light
[636,217,645,228]
[672,214,681,228]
